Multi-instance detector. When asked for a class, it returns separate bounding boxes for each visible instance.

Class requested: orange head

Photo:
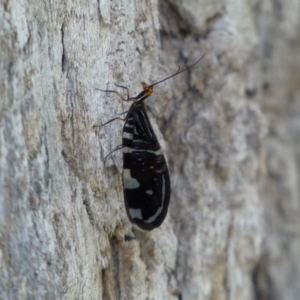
[141,82,153,97]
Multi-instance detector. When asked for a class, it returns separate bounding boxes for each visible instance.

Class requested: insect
[99,55,204,231]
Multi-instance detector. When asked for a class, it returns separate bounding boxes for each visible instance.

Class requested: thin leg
[101,116,126,126]
[115,84,130,99]
[113,84,137,102]
[115,109,129,116]
[95,88,126,101]
[105,144,123,160]
[93,116,125,129]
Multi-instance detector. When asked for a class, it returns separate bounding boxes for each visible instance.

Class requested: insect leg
[115,110,129,116]
[95,88,126,101]
[114,84,130,99]
[93,117,126,130]
[104,144,123,160]
[102,117,126,127]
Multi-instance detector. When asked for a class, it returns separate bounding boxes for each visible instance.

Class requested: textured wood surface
[1,0,299,299]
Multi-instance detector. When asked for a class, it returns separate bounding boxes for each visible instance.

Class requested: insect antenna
[149,53,205,88]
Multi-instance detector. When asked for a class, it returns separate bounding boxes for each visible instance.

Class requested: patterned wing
[122,103,171,231]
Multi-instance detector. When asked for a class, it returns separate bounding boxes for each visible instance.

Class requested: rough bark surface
[0,0,299,300]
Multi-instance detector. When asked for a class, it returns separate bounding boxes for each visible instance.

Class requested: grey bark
[0,0,299,300]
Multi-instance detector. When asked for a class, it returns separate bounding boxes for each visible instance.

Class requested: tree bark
[0,0,299,299]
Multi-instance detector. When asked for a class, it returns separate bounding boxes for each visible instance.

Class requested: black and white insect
[99,55,204,231]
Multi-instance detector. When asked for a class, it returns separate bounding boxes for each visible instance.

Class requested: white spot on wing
[144,175,165,224]
[123,132,132,140]
[124,123,133,128]
[129,208,142,220]
[146,190,153,195]
[122,148,163,155]
[123,169,140,189]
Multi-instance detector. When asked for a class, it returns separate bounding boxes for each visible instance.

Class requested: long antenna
[150,53,205,88]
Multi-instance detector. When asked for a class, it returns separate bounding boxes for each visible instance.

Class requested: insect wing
[122,104,170,231]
